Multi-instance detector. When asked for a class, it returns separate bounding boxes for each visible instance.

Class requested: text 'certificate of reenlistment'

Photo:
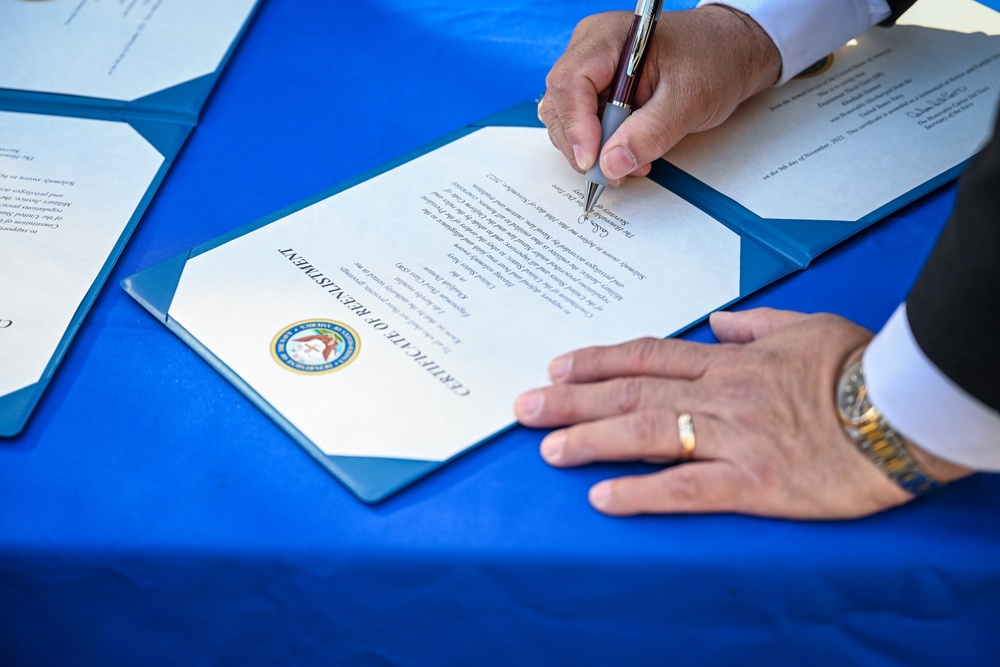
[164,127,741,465]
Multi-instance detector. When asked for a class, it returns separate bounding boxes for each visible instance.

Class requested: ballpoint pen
[583,0,664,218]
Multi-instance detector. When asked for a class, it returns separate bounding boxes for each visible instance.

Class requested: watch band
[839,361,944,496]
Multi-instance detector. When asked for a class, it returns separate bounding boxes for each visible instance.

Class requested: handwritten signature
[577,215,609,237]
[908,85,967,118]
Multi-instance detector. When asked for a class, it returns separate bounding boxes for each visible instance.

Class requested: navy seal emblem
[271,320,359,374]
[795,54,834,79]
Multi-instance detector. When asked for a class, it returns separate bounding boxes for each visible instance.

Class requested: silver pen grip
[584,103,632,187]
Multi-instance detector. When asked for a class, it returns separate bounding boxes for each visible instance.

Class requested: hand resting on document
[514,308,971,519]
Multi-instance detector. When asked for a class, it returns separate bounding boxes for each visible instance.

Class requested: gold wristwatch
[836,359,942,496]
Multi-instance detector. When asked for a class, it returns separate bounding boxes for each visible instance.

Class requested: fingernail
[549,353,573,382]
[603,146,637,180]
[590,481,612,509]
[572,144,589,170]
[540,431,566,462]
[514,390,543,420]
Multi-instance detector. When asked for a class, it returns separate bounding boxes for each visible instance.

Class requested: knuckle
[571,14,602,41]
[637,107,679,157]
[544,67,575,95]
[624,337,663,371]
[613,377,645,414]
[739,455,777,492]
[538,103,557,126]
[665,466,703,504]
[545,386,578,422]
[627,409,663,448]
[545,125,560,148]
[729,462,775,514]
[716,372,759,403]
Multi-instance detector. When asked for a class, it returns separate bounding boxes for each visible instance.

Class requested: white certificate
[165,127,741,462]
[0,0,258,102]
[0,111,164,400]
[667,0,1000,221]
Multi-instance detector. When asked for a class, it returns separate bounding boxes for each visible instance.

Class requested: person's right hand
[537,5,781,184]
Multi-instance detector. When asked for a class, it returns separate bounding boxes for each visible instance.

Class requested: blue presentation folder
[120,99,972,503]
[0,2,264,437]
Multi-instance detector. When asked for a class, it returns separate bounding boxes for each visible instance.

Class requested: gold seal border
[270,319,361,376]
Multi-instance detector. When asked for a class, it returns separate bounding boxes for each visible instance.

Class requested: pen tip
[582,181,604,219]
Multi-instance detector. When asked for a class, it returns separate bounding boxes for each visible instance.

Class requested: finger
[515,375,694,428]
[538,408,716,467]
[537,95,579,173]
[709,307,812,343]
[589,461,744,516]
[598,93,690,180]
[547,336,716,384]
[543,72,604,172]
[544,15,628,171]
[630,162,652,178]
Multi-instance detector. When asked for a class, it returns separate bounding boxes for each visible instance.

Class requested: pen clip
[627,0,662,77]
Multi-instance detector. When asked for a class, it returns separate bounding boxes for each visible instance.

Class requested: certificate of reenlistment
[123,0,1000,501]
[158,127,740,466]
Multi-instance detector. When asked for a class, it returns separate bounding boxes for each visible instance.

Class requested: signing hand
[515,308,920,519]
[537,5,781,184]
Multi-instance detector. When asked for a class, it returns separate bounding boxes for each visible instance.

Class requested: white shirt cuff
[697,0,891,85]
[864,305,1000,471]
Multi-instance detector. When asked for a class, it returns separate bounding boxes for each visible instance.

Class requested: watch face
[837,361,867,424]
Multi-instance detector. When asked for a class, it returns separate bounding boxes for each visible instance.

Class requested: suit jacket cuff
[864,305,1000,471]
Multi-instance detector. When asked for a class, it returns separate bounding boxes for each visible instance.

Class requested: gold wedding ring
[677,413,696,461]
[536,95,546,120]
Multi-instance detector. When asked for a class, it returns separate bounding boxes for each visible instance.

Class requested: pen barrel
[609,14,658,104]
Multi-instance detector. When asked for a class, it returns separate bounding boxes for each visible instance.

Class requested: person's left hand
[513,308,915,519]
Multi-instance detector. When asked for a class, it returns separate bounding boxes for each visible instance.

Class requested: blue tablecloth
[3,1,999,664]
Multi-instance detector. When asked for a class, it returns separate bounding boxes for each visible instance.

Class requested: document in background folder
[0,112,164,404]
[666,0,1000,223]
[0,0,261,436]
[0,0,257,104]
[123,0,1000,502]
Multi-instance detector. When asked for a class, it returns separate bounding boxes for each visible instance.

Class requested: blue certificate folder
[0,2,263,437]
[120,91,975,503]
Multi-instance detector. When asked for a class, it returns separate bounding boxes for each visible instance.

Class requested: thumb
[710,307,811,343]
[598,100,687,180]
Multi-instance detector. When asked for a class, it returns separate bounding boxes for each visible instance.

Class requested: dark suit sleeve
[906,109,1000,412]
[880,0,918,25]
